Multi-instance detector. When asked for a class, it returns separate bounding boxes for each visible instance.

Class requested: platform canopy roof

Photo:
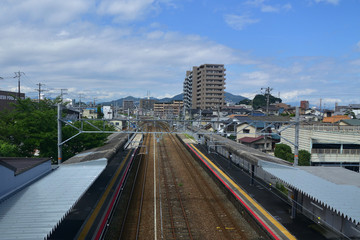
[259,161,360,225]
[0,158,107,240]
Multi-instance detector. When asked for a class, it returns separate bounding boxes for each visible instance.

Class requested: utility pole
[60,88,68,102]
[57,104,62,165]
[261,87,273,115]
[319,98,322,117]
[78,94,84,118]
[35,83,46,103]
[294,107,300,166]
[14,71,25,99]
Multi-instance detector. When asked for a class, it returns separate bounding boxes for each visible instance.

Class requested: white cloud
[224,14,260,30]
[245,0,292,13]
[350,59,360,66]
[261,5,279,13]
[97,0,156,21]
[282,4,292,11]
[314,0,340,5]
[0,0,91,25]
[0,18,244,101]
[240,71,270,86]
[357,41,360,50]
[281,89,317,101]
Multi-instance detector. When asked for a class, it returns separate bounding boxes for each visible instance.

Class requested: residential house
[335,103,360,118]
[109,120,126,131]
[82,108,97,119]
[338,119,360,126]
[259,104,281,116]
[234,115,289,152]
[236,121,274,152]
[323,115,350,124]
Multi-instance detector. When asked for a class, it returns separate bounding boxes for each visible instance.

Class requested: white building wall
[281,126,360,163]
[236,124,258,141]
[103,106,113,119]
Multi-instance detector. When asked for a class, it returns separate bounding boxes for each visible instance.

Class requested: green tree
[238,99,251,105]
[252,94,282,110]
[275,144,311,166]
[0,140,19,157]
[0,97,59,158]
[274,144,292,161]
[0,97,114,161]
[298,150,311,166]
[97,106,104,119]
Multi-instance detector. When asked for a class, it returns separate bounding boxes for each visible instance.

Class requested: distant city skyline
[0,0,359,107]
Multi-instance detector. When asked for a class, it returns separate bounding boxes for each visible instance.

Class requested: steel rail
[134,133,150,240]
[117,147,146,239]
[158,134,193,240]
[169,133,249,240]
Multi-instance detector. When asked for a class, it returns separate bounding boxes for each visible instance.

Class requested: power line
[14,71,25,99]
[261,87,273,115]
[35,83,47,103]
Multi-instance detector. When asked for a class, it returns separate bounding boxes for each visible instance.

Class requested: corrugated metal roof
[259,161,360,225]
[0,158,107,240]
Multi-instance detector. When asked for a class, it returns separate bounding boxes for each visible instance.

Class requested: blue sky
[0,0,359,107]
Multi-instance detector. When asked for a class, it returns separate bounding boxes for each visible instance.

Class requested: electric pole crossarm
[84,120,104,132]
[276,122,296,134]
[60,119,82,132]
[60,132,82,146]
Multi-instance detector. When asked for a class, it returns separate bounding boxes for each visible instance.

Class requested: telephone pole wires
[59,88,68,102]
[261,87,273,115]
[35,83,46,103]
[14,71,25,99]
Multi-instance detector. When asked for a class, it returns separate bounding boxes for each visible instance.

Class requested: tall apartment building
[183,64,226,110]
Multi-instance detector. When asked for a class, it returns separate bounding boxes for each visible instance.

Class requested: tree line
[0,98,114,162]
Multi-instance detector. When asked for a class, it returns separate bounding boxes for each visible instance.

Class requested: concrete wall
[281,126,360,164]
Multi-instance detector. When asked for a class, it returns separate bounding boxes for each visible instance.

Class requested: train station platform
[179,134,344,240]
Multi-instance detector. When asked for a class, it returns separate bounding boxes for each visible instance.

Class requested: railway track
[116,125,153,240]
[166,133,249,239]
[106,122,261,240]
[158,134,195,239]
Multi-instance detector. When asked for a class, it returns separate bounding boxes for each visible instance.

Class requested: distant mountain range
[101,92,247,106]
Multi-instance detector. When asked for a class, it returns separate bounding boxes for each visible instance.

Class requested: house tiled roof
[339,119,360,126]
[239,136,264,143]
[323,115,350,123]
